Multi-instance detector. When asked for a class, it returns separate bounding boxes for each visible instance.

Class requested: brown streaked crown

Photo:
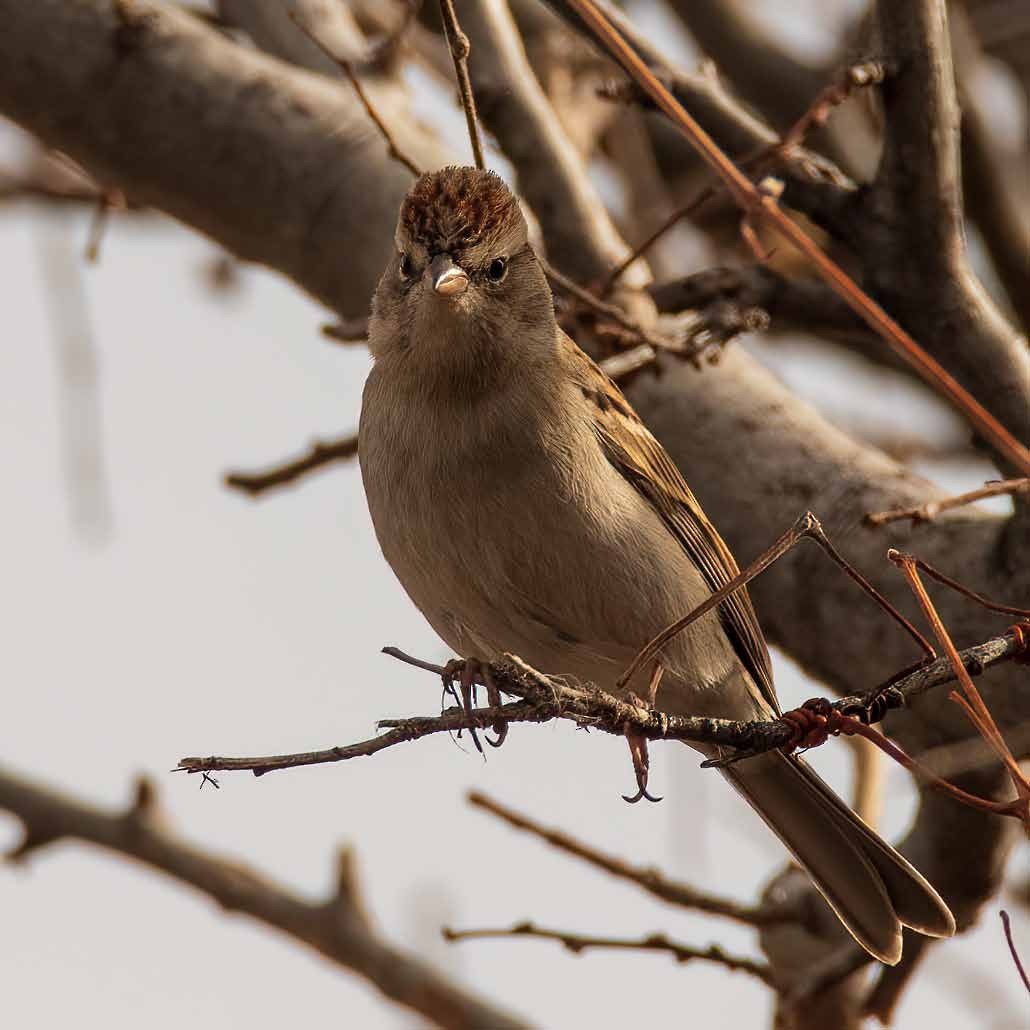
[400,166,523,256]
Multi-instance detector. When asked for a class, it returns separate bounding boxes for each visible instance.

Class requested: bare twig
[1000,910,1030,994]
[289,11,421,176]
[176,628,1026,777]
[562,0,1030,477]
[224,433,358,497]
[0,767,529,1030]
[540,256,683,357]
[467,790,787,927]
[865,479,1030,528]
[442,922,775,986]
[438,0,485,170]
[776,62,886,154]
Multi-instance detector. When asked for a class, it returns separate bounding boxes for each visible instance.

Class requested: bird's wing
[560,330,778,714]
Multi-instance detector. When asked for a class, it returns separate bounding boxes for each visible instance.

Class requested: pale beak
[430,253,469,297]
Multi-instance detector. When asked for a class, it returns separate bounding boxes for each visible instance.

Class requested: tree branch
[0,766,530,1030]
[466,790,788,927]
[176,629,1026,777]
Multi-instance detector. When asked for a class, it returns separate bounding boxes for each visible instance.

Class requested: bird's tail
[722,750,955,964]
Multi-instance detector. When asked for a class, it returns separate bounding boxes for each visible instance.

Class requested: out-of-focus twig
[0,767,529,1030]
[290,10,421,176]
[35,216,114,543]
[865,479,1030,528]
[442,922,775,985]
[467,790,790,926]
[224,433,358,497]
[1000,910,1030,994]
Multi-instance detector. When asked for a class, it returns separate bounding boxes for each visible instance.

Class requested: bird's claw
[622,728,662,804]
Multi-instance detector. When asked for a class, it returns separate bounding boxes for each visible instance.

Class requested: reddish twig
[600,60,885,297]
[564,0,1030,476]
[442,922,775,986]
[1000,910,1030,994]
[888,551,1030,827]
[864,478,1030,527]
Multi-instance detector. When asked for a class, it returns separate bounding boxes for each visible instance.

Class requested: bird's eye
[399,253,413,280]
[488,257,508,282]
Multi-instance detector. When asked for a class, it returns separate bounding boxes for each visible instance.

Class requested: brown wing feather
[560,331,778,713]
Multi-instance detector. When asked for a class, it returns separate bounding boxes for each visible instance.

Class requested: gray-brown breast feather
[561,332,778,713]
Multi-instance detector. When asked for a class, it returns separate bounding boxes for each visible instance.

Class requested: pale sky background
[1,2,1028,1028]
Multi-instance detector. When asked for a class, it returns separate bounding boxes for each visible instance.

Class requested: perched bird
[358,166,955,964]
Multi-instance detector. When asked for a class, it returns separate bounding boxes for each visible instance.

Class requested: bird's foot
[441,657,508,752]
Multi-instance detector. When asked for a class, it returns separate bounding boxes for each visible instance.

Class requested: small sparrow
[359,167,955,964]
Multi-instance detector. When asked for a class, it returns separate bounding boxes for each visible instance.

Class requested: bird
[358,165,955,964]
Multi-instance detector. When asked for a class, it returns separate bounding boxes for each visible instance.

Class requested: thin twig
[1000,910,1030,994]
[442,922,775,986]
[864,478,1030,527]
[777,62,886,152]
[467,791,786,926]
[224,434,358,497]
[438,0,485,171]
[175,628,1026,777]
[563,0,1030,477]
[540,256,684,357]
[289,11,421,176]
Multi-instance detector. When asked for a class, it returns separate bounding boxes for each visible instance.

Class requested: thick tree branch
[0,767,530,1030]
[0,0,446,318]
[858,0,1030,476]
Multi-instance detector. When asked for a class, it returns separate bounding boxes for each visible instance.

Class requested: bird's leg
[619,511,936,689]
[622,662,664,804]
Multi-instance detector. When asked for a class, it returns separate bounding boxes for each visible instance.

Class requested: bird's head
[368,167,554,387]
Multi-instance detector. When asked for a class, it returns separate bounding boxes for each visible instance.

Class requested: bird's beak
[430,254,469,298]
